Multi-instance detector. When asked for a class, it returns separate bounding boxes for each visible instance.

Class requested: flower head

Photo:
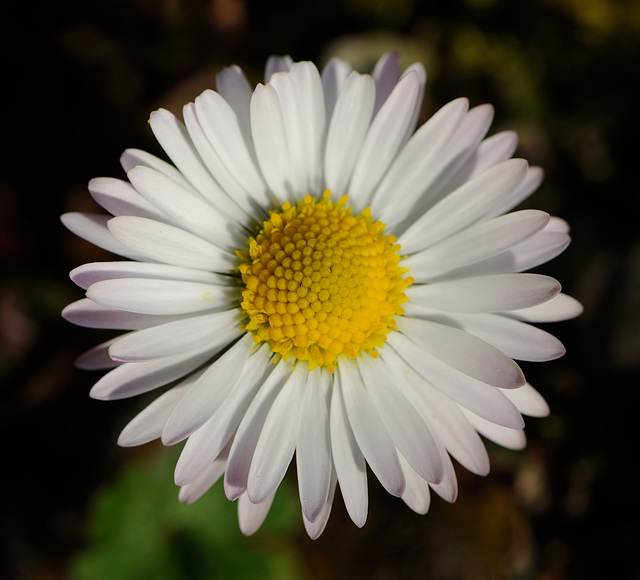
[62,52,582,538]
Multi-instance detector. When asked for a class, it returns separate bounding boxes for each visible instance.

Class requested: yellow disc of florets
[238,191,413,372]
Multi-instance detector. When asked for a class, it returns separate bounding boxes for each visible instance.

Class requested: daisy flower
[62,52,582,538]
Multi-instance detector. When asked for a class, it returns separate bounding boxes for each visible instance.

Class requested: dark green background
[2,0,638,578]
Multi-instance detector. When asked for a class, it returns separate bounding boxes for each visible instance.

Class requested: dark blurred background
[1,0,638,578]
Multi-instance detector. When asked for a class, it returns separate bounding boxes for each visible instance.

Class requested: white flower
[62,52,582,538]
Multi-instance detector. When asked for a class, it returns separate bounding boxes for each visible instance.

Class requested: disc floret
[239,191,412,371]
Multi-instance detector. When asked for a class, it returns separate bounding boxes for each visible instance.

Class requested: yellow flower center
[238,191,412,372]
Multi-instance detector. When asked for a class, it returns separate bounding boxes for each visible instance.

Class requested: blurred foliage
[549,0,640,40]
[72,447,303,580]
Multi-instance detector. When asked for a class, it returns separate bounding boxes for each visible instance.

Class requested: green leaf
[72,447,303,580]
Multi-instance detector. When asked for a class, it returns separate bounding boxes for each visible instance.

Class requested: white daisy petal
[107,216,237,272]
[358,355,443,483]
[397,158,529,254]
[321,57,352,122]
[405,308,566,362]
[120,148,196,191]
[224,361,292,501]
[127,165,245,250]
[384,345,490,475]
[178,447,229,504]
[338,359,405,497]
[501,383,550,417]
[61,213,143,260]
[88,177,170,222]
[118,381,192,447]
[399,104,495,223]
[324,72,375,196]
[215,64,253,148]
[182,102,259,221]
[296,368,332,522]
[89,346,214,401]
[194,90,270,203]
[387,333,524,428]
[546,216,571,234]
[462,408,527,450]
[371,51,401,114]
[398,316,526,389]
[485,166,545,220]
[304,63,329,192]
[63,54,580,539]
[75,338,120,370]
[404,210,550,279]
[269,70,310,196]
[287,61,326,193]
[370,97,469,221]
[406,273,561,313]
[348,69,425,209]
[399,454,431,515]
[442,229,570,279]
[128,120,249,222]
[70,261,229,290]
[303,470,337,540]
[247,363,307,504]
[148,108,233,205]
[398,62,427,145]
[265,54,293,81]
[238,493,275,536]
[162,334,254,445]
[428,450,458,503]
[174,345,273,485]
[329,376,368,527]
[440,131,519,199]
[62,298,186,330]
[86,278,237,315]
[508,292,583,322]
[465,131,519,180]
[108,309,243,362]
[502,229,572,273]
[250,83,292,201]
